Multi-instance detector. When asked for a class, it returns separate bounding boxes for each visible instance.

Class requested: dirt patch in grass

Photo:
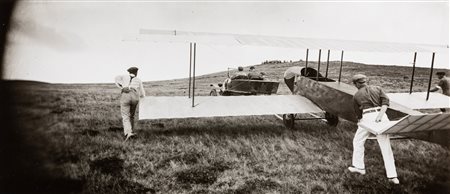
[151,122,165,128]
[233,178,281,194]
[90,156,124,176]
[175,160,233,186]
[175,166,220,185]
[156,150,204,168]
[81,129,100,136]
[108,126,123,132]
[310,184,326,193]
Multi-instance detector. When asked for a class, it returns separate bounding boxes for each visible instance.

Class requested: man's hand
[375,105,388,123]
[375,114,383,123]
[121,88,131,93]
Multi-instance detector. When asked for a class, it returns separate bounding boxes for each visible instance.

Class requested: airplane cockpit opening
[300,67,335,82]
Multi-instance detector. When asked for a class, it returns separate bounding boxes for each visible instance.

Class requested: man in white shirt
[115,67,146,141]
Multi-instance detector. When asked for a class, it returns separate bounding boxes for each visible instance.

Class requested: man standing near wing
[430,71,450,96]
[430,71,450,112]
[115,67,146,141]
[348,74,399,185]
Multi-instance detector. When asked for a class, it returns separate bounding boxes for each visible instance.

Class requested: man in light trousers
[348,74,399,185]
[115,67,146,141]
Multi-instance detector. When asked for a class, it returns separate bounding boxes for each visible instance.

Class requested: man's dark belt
[363,107,381,114]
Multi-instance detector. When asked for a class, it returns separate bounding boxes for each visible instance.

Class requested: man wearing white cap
[348,74,399,184]
[115,67,146,141]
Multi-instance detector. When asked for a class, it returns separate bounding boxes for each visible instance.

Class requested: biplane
[126,29,450,148]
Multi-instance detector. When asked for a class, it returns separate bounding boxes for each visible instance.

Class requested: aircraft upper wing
[139,95,323,120]
[123,29,449,53]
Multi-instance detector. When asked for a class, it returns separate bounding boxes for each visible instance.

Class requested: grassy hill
[2,61,449,193]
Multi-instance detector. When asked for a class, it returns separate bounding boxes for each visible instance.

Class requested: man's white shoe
[388,177,400,184]
[124,133,136,141]
[348,166,366,175]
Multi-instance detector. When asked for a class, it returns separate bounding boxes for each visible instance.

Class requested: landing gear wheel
[325,112,339,127]
[210,89,218,96]
[283,114,295,129]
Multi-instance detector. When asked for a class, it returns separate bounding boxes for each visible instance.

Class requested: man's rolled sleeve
[139,81,146,97]
[353,97,363,120]
[378,87,390,107]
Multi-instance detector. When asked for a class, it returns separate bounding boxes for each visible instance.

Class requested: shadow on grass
[88,156,155,193]
[90,156,124,176]
[139,113,357,135]
[2,176,85,194]
[54,150,80,163]
[413,181,450,193]
[342,172,450,194]
[342,175,408,194]
[51,107,75,114]
[140,119,337,138]
[144,125,287,138]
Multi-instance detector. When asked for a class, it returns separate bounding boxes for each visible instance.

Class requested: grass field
[3,61,450,193]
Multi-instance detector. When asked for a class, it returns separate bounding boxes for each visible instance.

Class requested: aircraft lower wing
[360,113,450,135]
[387,92,450,110]
[139,95,323,120]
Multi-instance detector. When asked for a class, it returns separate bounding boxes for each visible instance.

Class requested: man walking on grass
[115,67,146,141]
[348,74,399,185]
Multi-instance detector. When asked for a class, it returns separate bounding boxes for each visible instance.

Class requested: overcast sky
[3,1,449,83]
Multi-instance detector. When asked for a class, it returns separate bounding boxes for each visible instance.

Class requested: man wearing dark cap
[115,67,146,141]
[430,71,450,96]
[348,74,399,184]
[247,66,263,80]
